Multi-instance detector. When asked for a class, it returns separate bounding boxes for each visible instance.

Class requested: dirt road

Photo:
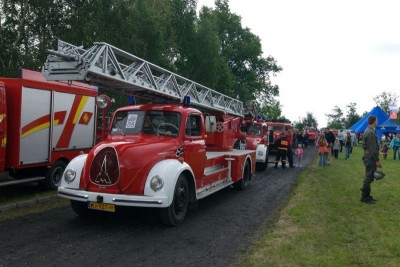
[0,147,316,267]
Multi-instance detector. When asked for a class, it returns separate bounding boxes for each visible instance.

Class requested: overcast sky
[197,0,400,127]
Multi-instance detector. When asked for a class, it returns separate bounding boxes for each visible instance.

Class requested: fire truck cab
[242,118,269,170]
[267,120,293,151]
[303,126,317,143]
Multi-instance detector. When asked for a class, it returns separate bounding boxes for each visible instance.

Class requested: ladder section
[43,40,244,117]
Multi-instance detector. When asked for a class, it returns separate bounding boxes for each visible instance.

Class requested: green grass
[0,183,56,206]
[240,145,400,267]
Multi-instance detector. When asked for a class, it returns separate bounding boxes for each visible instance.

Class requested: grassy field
[240,145,400,266]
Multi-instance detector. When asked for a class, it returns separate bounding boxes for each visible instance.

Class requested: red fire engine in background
[43,40,262,225]
[242,115,269,170]
[267,120,293,151]
[0,69,106,189]
[303,126,317,143]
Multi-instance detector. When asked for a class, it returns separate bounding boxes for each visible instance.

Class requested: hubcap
[174,185,186,215]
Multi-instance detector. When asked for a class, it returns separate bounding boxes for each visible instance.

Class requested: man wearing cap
[361,115,381,204]
[274,132,289,169]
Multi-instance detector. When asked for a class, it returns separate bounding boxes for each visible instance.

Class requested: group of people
[271,115,392,205]
[380,133,400,160]
[274,129,304,169]
[315,116,382,205]
[316,128,358,166]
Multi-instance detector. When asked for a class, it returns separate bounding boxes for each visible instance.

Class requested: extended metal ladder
[43,40,244,117]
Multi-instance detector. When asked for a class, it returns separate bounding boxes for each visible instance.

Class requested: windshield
[110,110,181,137]
[269,125,284,131]
[248,124,261,135]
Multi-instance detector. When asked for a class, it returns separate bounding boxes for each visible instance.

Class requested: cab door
[0,82,7,172]
[183,114,206,183]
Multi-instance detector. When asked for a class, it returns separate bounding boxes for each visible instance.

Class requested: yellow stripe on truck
[72,96,89,124]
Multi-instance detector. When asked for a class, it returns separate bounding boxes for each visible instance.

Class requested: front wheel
[160,175,189,226]
[256,153,268,171]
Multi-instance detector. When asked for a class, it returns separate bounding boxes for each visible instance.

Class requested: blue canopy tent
[376,119,400,140]
[350,106,389,134]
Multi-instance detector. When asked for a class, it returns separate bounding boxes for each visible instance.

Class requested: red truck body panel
[0,69,98,183]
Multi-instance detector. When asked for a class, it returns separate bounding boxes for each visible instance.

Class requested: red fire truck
[0,69,104,189]
[303,126,318,143]
[242,117,269,170]
[267,120,293,150]
[44,40,257,225]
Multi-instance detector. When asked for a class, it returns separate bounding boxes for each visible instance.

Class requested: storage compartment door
[20,87,51,164]
[53,92,96,150]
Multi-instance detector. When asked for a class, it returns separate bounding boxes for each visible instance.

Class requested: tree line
[0,0,282,112]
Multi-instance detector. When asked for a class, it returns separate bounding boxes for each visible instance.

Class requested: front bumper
[58,187,169,208]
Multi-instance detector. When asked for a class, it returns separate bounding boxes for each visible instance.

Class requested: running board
[196,179,234,199]
[0,177,45,187]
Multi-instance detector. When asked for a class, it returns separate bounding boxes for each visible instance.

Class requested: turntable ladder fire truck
[43,40,266,225]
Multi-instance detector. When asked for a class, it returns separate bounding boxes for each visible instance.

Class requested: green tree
[258,98,282,120]
[205,0,282,102]
[326,105,344,129]
[373,91,398,114]
[0,0,67,76]
[294,112,318,131]
[344,102,361,129]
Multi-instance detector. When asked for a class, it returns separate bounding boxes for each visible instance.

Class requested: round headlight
[96,94,111,110]
[64,169,76,183]
[150,175,164,192]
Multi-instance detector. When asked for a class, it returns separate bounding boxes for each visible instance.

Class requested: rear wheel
[160,175,189,226]
[45,160,67,190]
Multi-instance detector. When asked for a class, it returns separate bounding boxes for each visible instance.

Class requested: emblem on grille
[90,147,120,186]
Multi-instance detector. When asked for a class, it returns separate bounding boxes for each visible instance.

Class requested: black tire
[160,175,189,226]
[256,151,268,171]
[256,159,267,171]
[234,161,250,190]
[70,200,90,217]
[45,160,67,190]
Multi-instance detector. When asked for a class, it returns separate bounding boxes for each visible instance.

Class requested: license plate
[88,202,115,212]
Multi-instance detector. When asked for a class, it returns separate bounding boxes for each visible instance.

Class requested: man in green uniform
[361,115,381,204]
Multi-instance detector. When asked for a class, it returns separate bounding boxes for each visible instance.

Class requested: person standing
[338,129,345,152]
[360,115,381,204]
[389,133,400,160]
[274,133,289,169]
[295,144,304,166]
[297,131,304,148]
[317,133,328,166]
[344,132,353,159]
[381,143,389,160]
[286,129,295,168]
[303,131,309,148]
[333,137,340,159]
[324,128,335,164]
